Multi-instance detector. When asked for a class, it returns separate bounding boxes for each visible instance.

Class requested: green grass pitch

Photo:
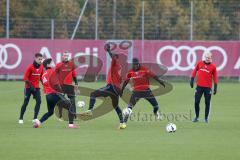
[0,81,239,160]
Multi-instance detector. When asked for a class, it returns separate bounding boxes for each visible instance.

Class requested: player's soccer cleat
[58,118,64,122]
[33,119,41,128]
[205,119,209,123]
[192,117,199,122]
[32,119,38,123]
[68,124,78,129]
[119,123,127,129]
[18,119,24,124]
[80,110,93,116]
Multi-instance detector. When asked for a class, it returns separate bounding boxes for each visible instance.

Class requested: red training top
[106,56,122,88]
[23,64,43,88]
[41,68,57,94]
[55,61,76,85]
[126,66,156,91]
[191,61,218,88]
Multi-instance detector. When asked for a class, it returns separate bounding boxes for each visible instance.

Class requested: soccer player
[19,53,43,124]
[55,52,78,118]
[33,58,77,128]
[81,44,126,129]
[190,52,218,123]
[121,58,165,124]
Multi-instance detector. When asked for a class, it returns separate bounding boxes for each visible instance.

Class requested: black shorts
[91,84,120,108]
[24,88,41,100]
[129,89,158,107]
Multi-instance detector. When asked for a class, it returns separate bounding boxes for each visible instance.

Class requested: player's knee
[36,99,41,105]
[23,98,30,106]
[205,101,210,106]
[195,99,200,105]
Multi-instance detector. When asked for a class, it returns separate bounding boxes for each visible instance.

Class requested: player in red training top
[55,51,78,118]
[121,58,165,125]
[33,58,77,129]
[81,44,125,129]
[190,52,218,123]
[19,53,43,124]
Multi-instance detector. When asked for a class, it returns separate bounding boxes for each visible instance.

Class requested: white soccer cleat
[58,118,64,122]
[18,119,24,124]
[32,119,39,123]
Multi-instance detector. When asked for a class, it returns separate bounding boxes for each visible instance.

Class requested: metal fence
[0,0,239,40]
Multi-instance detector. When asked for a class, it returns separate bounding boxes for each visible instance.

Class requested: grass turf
[0,81,239,160]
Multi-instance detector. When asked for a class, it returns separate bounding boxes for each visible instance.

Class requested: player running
[121,58,165,124]
[19,53,43,124]
[55,51,78,118]
[190,52,218,123]
[81,44,126,129]
[33,58,77,128]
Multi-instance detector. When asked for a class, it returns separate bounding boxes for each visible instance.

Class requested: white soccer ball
[166,123,177,133]
[77,101,85,108]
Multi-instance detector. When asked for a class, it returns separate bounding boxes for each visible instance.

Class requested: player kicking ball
[80,44,126,129]
[190,52,218,123]
[121,58,165,124]
[33,58,77,129]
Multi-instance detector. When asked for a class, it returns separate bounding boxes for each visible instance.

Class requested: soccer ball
[166,123,177,133]
[77,101,85,108]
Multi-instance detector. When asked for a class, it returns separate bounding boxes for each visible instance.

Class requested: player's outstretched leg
[33,89,41,122]
[204,88,212,123]
[193,87,203,122]
[33,94,56,128]
[145,91,161,120]
[19,89,31,124]
[81,86,109,116]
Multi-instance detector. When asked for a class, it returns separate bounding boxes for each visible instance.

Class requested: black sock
[194,102,200,119]
[115,106,123,123]
[34,102,41,119]
[89,97,96,110]
[153,106,159,114]
[19,99,29,119]
[205,103,210,120]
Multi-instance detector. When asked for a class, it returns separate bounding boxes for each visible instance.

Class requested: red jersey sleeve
[23,65,32,82]
[72,69,77,78]
[212,65,218,84]
[146,69,156,78]
[191,62,200,78]
[40,65,44,83]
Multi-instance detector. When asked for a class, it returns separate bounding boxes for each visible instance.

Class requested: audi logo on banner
[0,43,22,69]
[156,45,228,71]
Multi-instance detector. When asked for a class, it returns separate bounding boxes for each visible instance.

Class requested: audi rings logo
[0,43,22,69]
[156,45,227,71]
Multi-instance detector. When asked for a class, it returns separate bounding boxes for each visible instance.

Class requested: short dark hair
[35,53,43,58]
[132,58,139,64]
[43,58,52,68]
